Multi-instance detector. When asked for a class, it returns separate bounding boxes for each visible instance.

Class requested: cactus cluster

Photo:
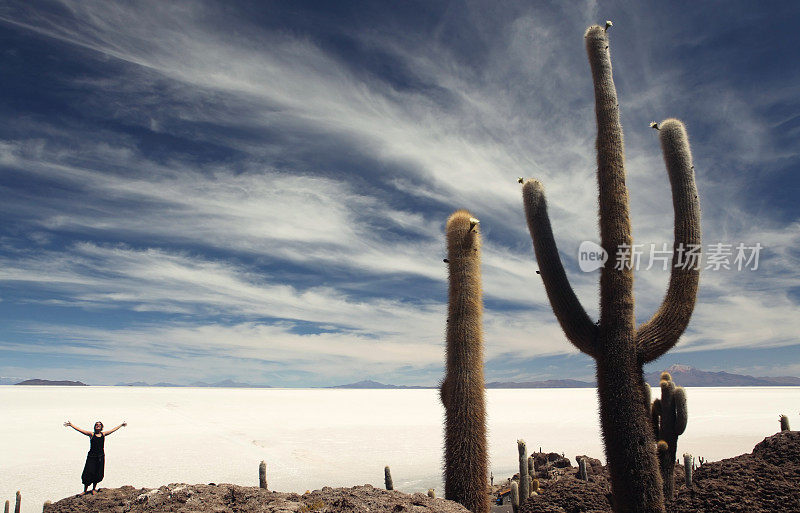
[440,210,489,513]
[521,23,701,513]
[651,372,688,499]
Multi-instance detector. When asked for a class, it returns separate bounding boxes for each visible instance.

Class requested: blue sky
[1,1,798,386]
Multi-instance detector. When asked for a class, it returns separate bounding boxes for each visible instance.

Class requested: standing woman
[64,420,127,495]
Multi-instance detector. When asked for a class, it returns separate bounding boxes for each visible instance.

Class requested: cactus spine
[521,24,701,513]
[384,466,394,490]
[510,481,519,513]
[517,440,530,502]
[652,372,687,499]
[441,211,489,513]
[578,457,589,481]
[780,415,790,431]
[259,460,268,490]
[683,454,693,487]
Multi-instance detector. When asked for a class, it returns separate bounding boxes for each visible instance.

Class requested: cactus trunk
[441,210,489,513]
[522,24,701,513]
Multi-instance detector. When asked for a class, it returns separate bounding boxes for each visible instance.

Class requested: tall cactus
[652,372,688,499]
[521,24,701,513]
[517,440,530,502]
[441,210,489,513]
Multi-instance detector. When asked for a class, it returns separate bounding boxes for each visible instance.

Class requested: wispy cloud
[0,0,797,384]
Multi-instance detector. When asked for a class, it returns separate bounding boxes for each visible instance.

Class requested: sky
[0,1,798,387]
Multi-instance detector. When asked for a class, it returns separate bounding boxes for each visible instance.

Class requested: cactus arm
[636,119,701,363]
[585,26,635,332]
[522,180,599,357]
[674,386,688,435]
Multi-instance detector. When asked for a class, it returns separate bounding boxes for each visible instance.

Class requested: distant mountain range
[15,379,87,386]
[116,379,272,388]
[330,380,432,389]
[644,364,800,387]
[6,365,799,388]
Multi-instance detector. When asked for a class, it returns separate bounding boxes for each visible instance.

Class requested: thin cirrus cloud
[0,1,798,385]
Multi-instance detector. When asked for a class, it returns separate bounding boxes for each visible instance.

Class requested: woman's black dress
[81,433,105,485]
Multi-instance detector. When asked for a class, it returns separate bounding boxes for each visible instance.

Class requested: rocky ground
[43,485,469,513]
[519,430,800,513]
[45,431,799,513]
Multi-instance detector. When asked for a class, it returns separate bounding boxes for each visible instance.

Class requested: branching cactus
[521,24,701,513]
[384,466,394,491]
[518,440,530,502]
[441,210,489,513]
[652,372,688,499]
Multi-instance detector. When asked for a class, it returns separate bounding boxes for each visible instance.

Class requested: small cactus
[510,481,519,513]
[4,499,9,513]
[384,466,394,490]
[652,372,688,499]
[578,457,589,481]
[683,453,693,487]
[428,489,436,499]
[531,478,539,494]
[780,414,790,431]
[14,492,20,513]
[518,440,530,502]
[528,455,535,477]
[259,460,268,490]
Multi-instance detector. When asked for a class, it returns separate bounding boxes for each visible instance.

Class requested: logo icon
[578,241,608,272]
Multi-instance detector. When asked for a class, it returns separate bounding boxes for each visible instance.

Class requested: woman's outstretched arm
[103,421,127,436]
[63,421,92,436]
